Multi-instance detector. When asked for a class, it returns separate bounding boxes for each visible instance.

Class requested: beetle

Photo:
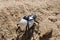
[16,13,39,32]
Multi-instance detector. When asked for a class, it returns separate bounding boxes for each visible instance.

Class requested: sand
[0,0,60,40]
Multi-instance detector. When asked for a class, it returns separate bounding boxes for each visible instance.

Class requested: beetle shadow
[20,23,36,40]
[16,23,36,40]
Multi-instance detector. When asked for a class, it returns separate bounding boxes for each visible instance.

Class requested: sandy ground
[0,0,60,40]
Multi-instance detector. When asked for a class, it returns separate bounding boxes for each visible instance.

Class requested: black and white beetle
[17,13,39,32]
